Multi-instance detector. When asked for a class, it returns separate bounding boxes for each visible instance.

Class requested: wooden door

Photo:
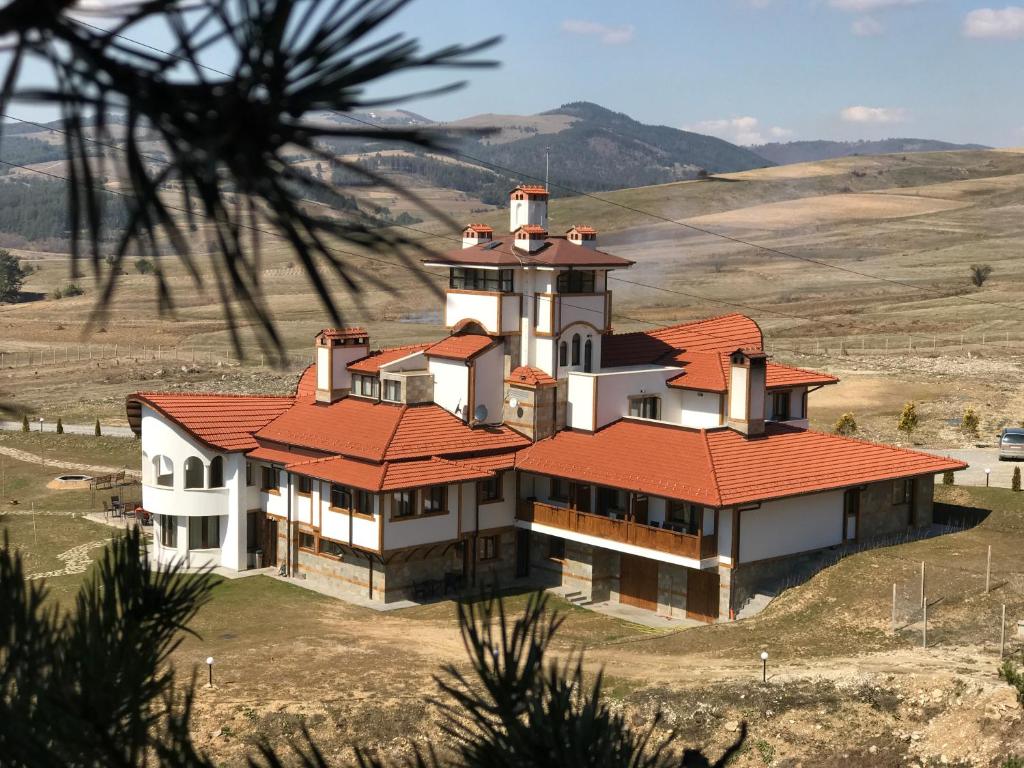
[632,494,649,525]
[573,483,592,513]
[619,554,658,612]
[515,528,531,578]
[686,569,720,623]
[262,518,278,567]
[843,489,860,542]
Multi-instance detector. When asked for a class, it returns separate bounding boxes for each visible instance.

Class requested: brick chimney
[315,328,369,404]
[726,349,766,436]
[509,185,548,231]
[514,224,548,253]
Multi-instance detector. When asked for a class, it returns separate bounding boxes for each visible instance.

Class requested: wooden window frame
[477,472,504,505]
[159,514,177,548]
[297,529,316,552]
[296,475,312,496]
[183,456,205,490]
[245,461,254,487]
[666,500,701,536]
[318,537,345,560]
[382,378,402,403]
[892,479,912,505]
[329,484,375,519]
[550,476,569,502]
[421,485,448,516]
[261,466,280,495]
[478,534,499,562]
[556,269,596,294]
[391,489,415,520]
[772,390,791,421]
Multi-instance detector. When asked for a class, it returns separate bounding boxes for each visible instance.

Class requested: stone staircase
[557,589,592,608]
[735,592,775,620]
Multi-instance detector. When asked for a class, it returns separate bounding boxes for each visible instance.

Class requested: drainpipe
[285,469,293,577]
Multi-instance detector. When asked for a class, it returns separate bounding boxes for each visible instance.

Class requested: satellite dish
[474,404,489,422]
[508,397,519,410]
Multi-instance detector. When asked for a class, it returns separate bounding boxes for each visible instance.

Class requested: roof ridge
[698,429,724,506]
[131,391,295,400]
[380,404,410,458]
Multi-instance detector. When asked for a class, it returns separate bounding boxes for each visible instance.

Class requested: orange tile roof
[380,457,493,491]
[766,362,839,390]
[666,351,731,393]
[247,442,326,465]
[603,313,763,368]
[295,365,316,401]
[516,420,967,508]
[465,224,493,233]
[515,225,548,235]
[462,452,517,472]
[284,455,387,490]
[347,343,432,373]
[568,225,597,234]
[384,406,530,460]
[127,393,294,451]
[506,365,557,387]
[513,184,549,196]
[425,334,495,361]
[317,327,368,340]
[426,237,633,268]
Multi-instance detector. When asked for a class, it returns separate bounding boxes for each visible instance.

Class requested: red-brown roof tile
[512,184,549,197]
[506,365,557,387]
[317,327,368,340]
[384,406,530,461]
[424,237,633,268]
[666,351,731,393]
[425,334,495,361]
[765,363,839,390]
[465,224,493,233]
[380,457,493,491]
[257,398,404,461]
[516,420,966,507]
[602,313,763,368]
[127,393,294,452]
[284,455,387,490]
[347,343,432,374]
[248,442,327,465]
[515,224,548,235]
[568,225,597,234]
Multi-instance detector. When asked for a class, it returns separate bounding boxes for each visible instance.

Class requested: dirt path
[0,445,140,477]
[25,538,111,581]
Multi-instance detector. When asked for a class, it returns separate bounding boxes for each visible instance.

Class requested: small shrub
[1013,466,1021,493]
[56,417,63,435]
[1003,757,1024,768]
[970,264,993,288]
[21,414,29,432]
[961,408,980,438]
[755,739,775,765]
[62,283,84,297]
[134,258,155,275]
[942,470,955,486]
[834,412,858,436]
[50,287,63,300]
[897,402,919,441]
[94,419,101,437]
[1000,659,1024,706]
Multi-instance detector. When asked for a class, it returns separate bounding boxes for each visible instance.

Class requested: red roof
[568,225,597,234]
[247,443,326,465]
[424,237,633,268]
[666,351,731,393]
[285,455,387,490]
[425,334,495,361]
[284,454,496,492]
[515,225,548,235]
[516,420,966,507]
[603,313,763,368]
[317,327,368,341]
[465,224,493,233]
[766,363,839,390]
[348,343,432,374]
[127,393,294,451]
[512,184,549,197]
[256,399,528,463]
[506,365,557,387]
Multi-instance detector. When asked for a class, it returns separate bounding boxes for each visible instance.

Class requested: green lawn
[0,430,140,470]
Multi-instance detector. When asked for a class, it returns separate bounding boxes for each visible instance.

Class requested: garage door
[686,569,720,623]
[619,554,658,612]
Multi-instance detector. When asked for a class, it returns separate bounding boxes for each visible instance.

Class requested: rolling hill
[750,138,989,165]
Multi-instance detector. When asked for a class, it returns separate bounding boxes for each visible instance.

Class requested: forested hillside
[751,138,989,165]
[0,178,129,242]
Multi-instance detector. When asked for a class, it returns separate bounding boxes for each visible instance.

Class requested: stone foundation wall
[859,475,934,540]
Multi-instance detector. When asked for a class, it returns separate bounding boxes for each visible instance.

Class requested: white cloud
[829,0,925,11]
[560,19,635,45]
[685,116,793,146]
[851,15,885,35]
[840,105,908,123]
[963,7,1024,39]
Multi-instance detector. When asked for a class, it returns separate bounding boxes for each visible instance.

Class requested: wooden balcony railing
[518,501,717,561]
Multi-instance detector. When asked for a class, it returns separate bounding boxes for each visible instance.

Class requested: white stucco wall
[473,344,506,425]
[558,294,607,333]
[566,374,597,430]
[446,292,500,334]
[738,490,844,563]
[680,389,722,428]
[382,484,460,549]
[460,473,516,533]
[429,358,469,419]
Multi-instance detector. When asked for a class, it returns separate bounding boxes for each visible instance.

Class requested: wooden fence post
[922,597,927,648]
[1001,604,1006,658]
[921,561,926,608]
[891,582,897,633]
[986,545,992,594]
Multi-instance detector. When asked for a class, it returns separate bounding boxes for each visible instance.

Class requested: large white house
[127,185,966,622]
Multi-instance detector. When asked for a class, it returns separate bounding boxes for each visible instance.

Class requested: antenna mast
[545,146,551,191]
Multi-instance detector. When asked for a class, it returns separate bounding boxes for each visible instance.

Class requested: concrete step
[736,592,775,620]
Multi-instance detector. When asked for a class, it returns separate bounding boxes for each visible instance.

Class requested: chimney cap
[514,224,548,236]
[510,184,549,199]
[464,223,493,233]
[318,327,368,341]
[567,225,597,235]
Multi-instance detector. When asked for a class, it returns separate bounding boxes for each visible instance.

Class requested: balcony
[517,500,717,562]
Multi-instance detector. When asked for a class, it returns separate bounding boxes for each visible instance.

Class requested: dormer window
[449,267,513,293]
[556,270,595,294]
[353,374,380,399]
[382,379,401,403]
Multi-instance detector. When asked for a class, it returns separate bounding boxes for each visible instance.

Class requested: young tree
[942,470,955,486]
[93,419,101,437]
[1001,660,1024,706]
[0,250,30,303]
[970,264,993,288]
[961,408,980,439]
[20,413,29,432]
[1013,466,1021,493]
[833,412,858,436]
[897,402,919,442]
[55,417,63,435]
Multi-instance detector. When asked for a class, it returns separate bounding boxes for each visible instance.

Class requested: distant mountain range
[749,138,990,165]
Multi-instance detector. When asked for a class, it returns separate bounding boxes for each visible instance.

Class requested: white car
[998,428,1024,461]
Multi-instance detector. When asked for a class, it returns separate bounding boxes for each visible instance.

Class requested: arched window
[571,334,581,366]
[584,339,593,373]
[184,457,205,489]
[153,456,173,488]
[208,456,224,488]
[558,341,568,367]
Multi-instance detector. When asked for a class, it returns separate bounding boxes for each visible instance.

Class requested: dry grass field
[3,431,1024,765]
[4,148,1024,443]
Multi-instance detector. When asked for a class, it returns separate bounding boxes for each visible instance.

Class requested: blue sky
[360,0,1024,147]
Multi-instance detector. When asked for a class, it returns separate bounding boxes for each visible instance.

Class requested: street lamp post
[206,656,214,687]
[37,417,44,433]
[985,468,991,488]
[760,650,769,683]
